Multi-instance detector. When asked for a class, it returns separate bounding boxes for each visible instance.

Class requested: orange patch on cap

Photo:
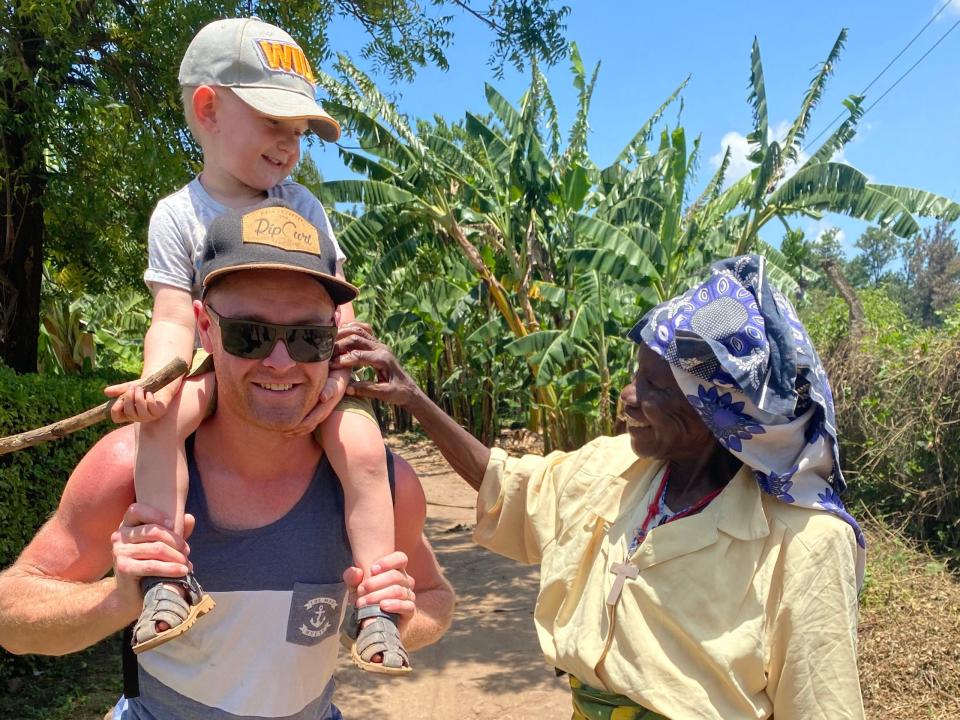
[254,39,316,84]
[241,206,321,255]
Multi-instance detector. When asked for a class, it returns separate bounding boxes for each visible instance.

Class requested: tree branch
[822,258,865,343]
[450,0,505,32]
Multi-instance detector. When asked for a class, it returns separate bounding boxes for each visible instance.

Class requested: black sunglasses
[205,306,336,363]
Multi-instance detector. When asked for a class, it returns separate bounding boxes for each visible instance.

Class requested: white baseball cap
[179,17,340,142]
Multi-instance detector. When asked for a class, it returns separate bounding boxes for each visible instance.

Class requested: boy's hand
[285,369,349,436]
[105,377,182,424]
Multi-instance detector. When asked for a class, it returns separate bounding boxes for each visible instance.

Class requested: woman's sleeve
[766,515,865,720]
[473,447,576,565]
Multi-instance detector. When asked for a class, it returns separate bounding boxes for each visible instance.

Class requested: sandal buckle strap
[139,573,205,605]
[356,603,397,623]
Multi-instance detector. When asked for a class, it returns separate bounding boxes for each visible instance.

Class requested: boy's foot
[343,604,412,675]
[131,574,216,654]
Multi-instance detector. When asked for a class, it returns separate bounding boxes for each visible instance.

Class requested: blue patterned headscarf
[628,254,865,586]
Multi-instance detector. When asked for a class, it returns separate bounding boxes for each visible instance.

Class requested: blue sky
[309,1,960,258]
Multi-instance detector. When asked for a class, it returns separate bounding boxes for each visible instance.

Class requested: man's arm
[390,453,453,650]
[343,453,454,651]
[333,323,490,491]
[0,427,191,655]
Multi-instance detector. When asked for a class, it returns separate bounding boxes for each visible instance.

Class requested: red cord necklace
[630,465,724,551]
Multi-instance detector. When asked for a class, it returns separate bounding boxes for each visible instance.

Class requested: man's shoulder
[73,426,136,492]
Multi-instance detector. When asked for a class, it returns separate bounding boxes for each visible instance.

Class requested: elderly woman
[336,255,865,720]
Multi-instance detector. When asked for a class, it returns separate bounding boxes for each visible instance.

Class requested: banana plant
[315,48,632,449]
[720,30,960,256]
[314,35,960,449]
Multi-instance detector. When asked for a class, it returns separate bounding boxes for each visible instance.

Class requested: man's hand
[111,503,194,617]
[105,377,182,425]
[342,551,416,632]
[332,323,419,408]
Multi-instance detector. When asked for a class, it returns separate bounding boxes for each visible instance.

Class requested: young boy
[106,17,409,674]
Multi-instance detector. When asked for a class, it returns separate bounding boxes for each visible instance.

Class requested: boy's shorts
[188,349,378,428]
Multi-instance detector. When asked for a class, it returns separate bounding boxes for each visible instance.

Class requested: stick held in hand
[0,357,189,456]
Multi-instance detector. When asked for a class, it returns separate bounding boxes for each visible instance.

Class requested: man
[0,202,454,720]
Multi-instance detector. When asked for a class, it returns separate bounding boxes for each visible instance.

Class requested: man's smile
[254,381,296,392]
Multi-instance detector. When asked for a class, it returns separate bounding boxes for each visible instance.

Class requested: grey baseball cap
[199,199,358,305]
[179,17,340,142]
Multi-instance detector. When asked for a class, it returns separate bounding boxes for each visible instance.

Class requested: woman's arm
[766,515,864,719]
[333,323,490,491]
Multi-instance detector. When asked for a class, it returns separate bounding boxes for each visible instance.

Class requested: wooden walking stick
[0,357,189,456]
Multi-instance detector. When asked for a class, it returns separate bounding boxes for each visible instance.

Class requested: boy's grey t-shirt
[144,177,346,296]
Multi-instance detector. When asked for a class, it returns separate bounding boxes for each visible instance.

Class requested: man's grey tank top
[115,435,358,720]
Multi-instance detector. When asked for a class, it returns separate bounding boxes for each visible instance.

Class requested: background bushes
[0,366,132,570]
[803,292,960,560]
[0,365,132,682]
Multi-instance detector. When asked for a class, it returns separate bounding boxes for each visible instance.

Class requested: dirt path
[332,438,571,719]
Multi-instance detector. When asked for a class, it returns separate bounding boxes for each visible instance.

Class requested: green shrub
[0,365,133,570]
[0,365,133,682]
[803,292,960,560]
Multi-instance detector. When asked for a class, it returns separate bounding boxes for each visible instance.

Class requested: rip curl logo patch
[242,206,320,255]
[253,39,316,84]
[286,582,345,647]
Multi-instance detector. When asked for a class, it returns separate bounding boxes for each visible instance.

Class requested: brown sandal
[343,604,412,675]
[131,574,215,654]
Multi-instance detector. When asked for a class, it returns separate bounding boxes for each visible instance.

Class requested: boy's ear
[192,85,219,133]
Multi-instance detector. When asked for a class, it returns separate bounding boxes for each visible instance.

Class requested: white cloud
[709,119,813,188]
[709,130,754,182]
[937,0,960,19]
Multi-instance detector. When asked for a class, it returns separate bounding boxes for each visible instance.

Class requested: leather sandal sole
[132,594,216,655]
[350,641,413,676]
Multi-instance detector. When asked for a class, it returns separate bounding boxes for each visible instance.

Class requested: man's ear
[195,300,215,352]
[192,85,219,134]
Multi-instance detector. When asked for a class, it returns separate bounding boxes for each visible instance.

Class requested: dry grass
[858,511,960,719]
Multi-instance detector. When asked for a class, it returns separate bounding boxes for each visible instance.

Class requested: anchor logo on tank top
[286,582,346,646]
[299,596,338,639]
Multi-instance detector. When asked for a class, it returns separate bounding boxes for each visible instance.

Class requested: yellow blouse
[473,434,864,720]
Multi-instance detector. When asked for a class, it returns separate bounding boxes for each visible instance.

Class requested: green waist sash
[569,676,668,720]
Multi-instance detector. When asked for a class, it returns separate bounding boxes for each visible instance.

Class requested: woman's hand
[331,323,420,409]
[333,321,491,490]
